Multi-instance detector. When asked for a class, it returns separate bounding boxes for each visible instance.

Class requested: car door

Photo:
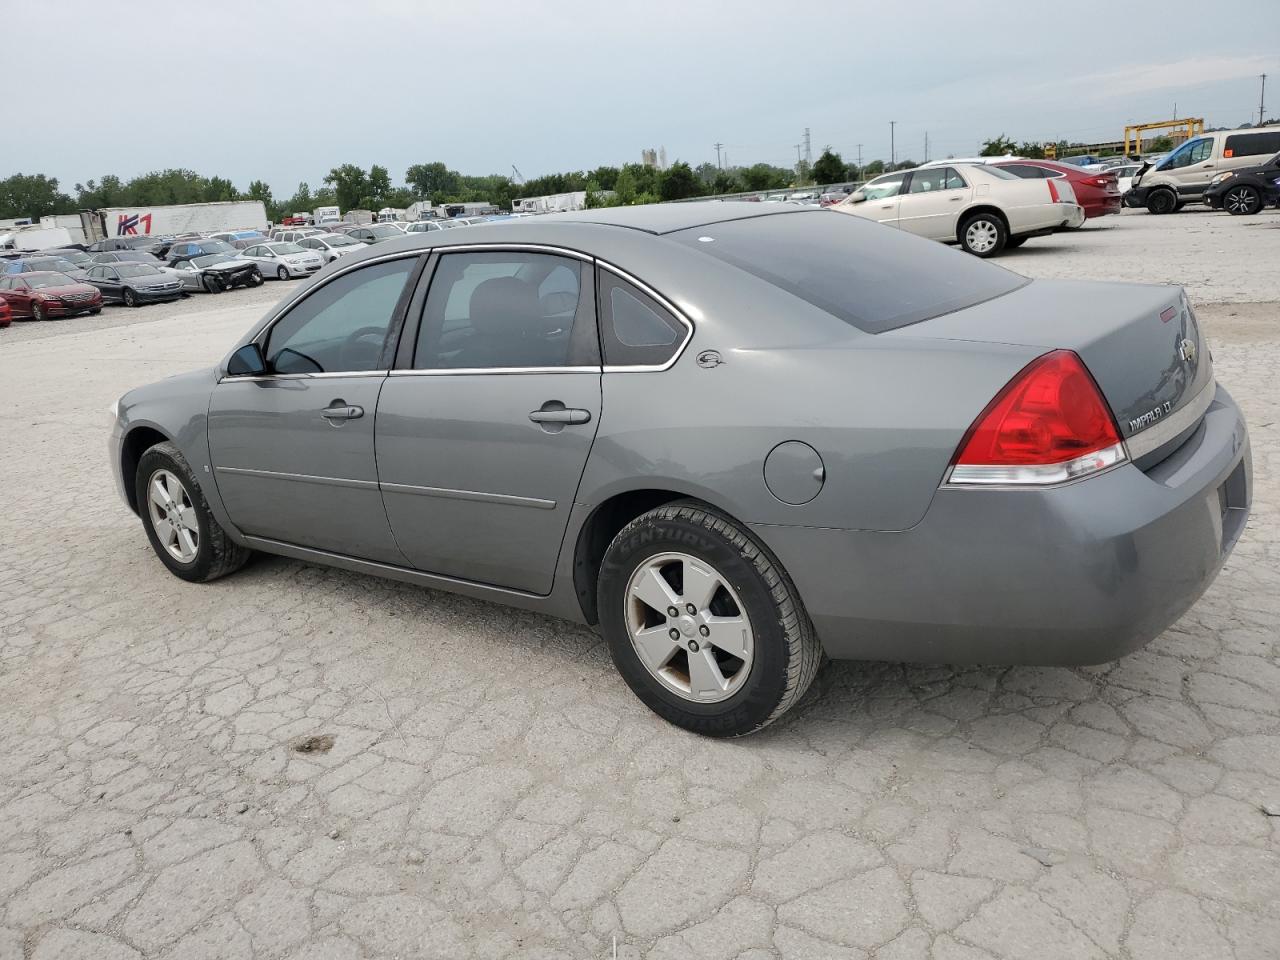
[207,254,421,563]
[1162,137,1215,195]
[375,248,602,594]
[897,166,973,240]
[849,172,906,227]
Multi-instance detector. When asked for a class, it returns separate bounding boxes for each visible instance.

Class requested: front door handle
[529,408,591,425]
[321,402,363,422]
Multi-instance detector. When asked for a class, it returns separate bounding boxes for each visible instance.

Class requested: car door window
[412,251,594,370]
[265,257,417,374]
[597,269,688,367]
[1000,164,1043,178]
[863,173,906,200]
[1168,139,1211,168]
[908,167,964,193]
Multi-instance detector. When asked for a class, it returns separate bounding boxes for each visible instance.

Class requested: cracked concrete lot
[1,210,1278,959]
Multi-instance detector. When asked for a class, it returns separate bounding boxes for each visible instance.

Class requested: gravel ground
[1,211,1278,959]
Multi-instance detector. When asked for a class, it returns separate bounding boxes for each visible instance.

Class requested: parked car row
[1126,127,1280,214]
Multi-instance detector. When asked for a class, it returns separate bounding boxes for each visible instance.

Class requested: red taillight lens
[1047,179,1060,202]
[949,350,1126,485]
[1091,176,1110,186]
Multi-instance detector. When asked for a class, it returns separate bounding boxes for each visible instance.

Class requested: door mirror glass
[848,190,866,203]
[227,342,268,377]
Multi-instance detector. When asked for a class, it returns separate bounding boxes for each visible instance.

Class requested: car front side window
[863,174,906,200]
[264,256,416,375]
[413,251,594,370]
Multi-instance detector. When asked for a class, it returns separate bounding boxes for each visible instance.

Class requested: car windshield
[327,234,359,246]
[268,243,305,254]
[368,225,401,237]
[54,251,92,265]
[26,274,72,289]
[118,251,160,263]
[200,240,234,254]
[27,258,76,272]
[675,210,1028,334]
[191,254,229,267]
[116,264,162,278]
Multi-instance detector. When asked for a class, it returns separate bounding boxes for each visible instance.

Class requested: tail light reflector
[948,350,1126,486]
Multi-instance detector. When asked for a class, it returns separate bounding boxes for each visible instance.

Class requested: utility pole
[795,144,803,168]
[1261,74,1268,126]
[713,142,724,169]
[924,131,929,163]
[890,121,897,167]
[856,144,863,180]
[803,127,812,167]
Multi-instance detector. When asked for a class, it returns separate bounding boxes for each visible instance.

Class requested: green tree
[1016,142,1046,159]
[981,135,1018,156]
[811,148,846,185]
[862,159,886,177]
[405,162,460,201]
[0,173,75,219]
[325,164,369,211]
[368,165,392,206]
[205,176,238,202]
[712,170,743,194]
[587,166,619,191]
[658,161,700,201]
[613,167,637,204]
[1149,135,1174,152]
[584,179,612,208]
[738,163,791,191]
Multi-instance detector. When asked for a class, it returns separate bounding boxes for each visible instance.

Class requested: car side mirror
[849,190,866,203]
[227,342,268,377]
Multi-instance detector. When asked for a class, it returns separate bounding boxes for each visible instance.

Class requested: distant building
[641,147,668,171]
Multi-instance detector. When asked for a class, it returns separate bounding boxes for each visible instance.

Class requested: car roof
[20,271,77,282]
[549,201,807,235]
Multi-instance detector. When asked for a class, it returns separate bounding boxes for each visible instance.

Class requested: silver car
[295,232,366,263]
[108,204,1252,736]
[239,241,324,280]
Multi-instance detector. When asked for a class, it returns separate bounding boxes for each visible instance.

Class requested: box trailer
[313,205,341,227]
[0,226,75,251]
[83,200,269,243]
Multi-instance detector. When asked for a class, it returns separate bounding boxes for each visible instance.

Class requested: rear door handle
[321,402,363,422]
[529,408,591,425]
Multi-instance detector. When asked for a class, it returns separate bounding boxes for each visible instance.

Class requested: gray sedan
[107,204,1252,736]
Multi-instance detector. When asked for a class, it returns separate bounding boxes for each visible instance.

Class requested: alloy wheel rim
[147,469,199,563]
[966,220,998,252]
[1226,189,1255,214]
[624,552,754,703]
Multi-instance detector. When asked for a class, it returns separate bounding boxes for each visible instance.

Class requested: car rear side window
[1224,131,1280,159]
[676,210,1028,334]
[597,270,687,366]
[412,251,597,370]
[1000,163,1046,178]
[265,257,416,374]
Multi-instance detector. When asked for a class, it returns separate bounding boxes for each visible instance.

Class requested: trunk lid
[887,278,1213,466]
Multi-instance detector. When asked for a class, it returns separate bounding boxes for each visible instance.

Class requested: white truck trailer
[313,205,341,227]
[511,191,610,214]
[81,200,269,243]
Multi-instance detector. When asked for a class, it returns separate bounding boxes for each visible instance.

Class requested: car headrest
[469,276,537,336]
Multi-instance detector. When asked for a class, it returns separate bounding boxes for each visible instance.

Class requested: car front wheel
[135,441,250,583]
[1224,184,1262,215]
[123,287,138,308]
[32,301,47,321]
[1146,188,1177,214]
[959,212,1007,257]
[597,501,822,737]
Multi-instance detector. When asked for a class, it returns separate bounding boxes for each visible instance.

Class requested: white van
[1129,126,1280,214]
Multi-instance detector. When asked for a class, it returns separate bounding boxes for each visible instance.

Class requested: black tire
[32,301,47,321]
[1146,188,1177,215]
[89,307,102,316]
[134,441,251,583]
[123,287,138,308]
[1223,184,1262,216]
[248,268,264,287]
[203,274,224,294]
[597,500,822,737]
[276,265,289,281]
[958,211,1007,257]
[1004,235,1028,249]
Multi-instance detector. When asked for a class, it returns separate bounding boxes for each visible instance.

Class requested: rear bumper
[1009,202,1076,235]
[755,384,1251,666]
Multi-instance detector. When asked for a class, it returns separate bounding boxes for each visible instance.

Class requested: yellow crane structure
[1123,118,1204,157]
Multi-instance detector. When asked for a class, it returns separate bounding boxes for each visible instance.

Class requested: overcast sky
[7,0,1277,195]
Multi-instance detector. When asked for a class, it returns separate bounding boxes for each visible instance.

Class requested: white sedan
[833,163,1080,256]
[295,232,366,263]
[238,241,324,280]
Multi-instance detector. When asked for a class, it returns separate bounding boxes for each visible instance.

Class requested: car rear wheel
[1224,184,1262,216]
[248,269,264,287]
[959,212,1007,257]
[597,500,822,737]
[123,287,138,308]
[135,441,251,583]
[1146,188,1177,215]
[276,265,289,281]
[203,275,224,294]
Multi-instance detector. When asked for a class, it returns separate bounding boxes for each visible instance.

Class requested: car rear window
[672,211,1028,334]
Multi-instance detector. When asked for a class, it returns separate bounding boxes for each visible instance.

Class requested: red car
[994,159,1122,220]
[0,298,10,328]
[0,271,102,321]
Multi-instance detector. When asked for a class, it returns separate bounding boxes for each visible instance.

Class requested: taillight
[947,350,1126,486]
[1091,176,1111,187]
[1046,179,1060,202]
